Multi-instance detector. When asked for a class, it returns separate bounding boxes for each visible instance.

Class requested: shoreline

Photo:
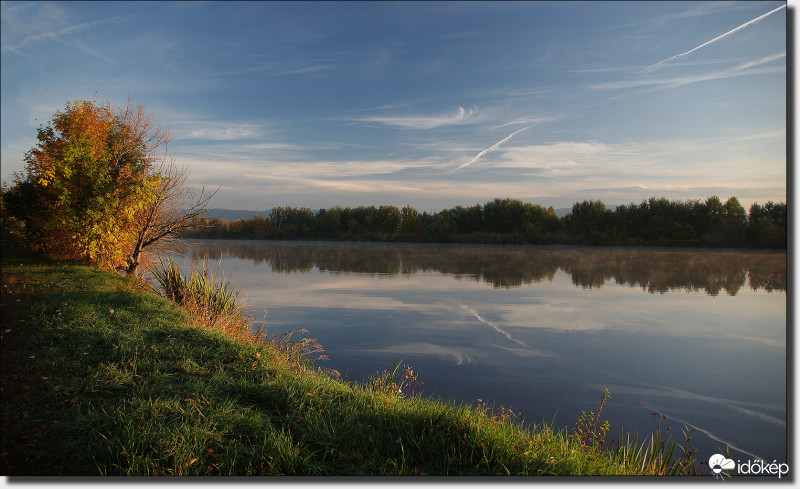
[180,237,788,255]
[0,252,699,476]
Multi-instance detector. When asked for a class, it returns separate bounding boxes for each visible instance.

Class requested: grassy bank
[1,251,691,476]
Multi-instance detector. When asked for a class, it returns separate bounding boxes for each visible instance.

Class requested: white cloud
[501,133,783,172]
[351,106,481,129]
[5,2,38,13]
[591,51,785,92]
[171,121,266,141]
[354,342,483,366]
[494,115,557,129]
[200,172,570,210]
[178,154,441,181]
[186,125,263,141]
[174,126,784,210]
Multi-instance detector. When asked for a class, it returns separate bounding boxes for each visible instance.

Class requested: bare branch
[111,96,172,173]
[122,157,218,275]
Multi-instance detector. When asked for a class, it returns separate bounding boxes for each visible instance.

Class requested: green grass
[1,251,696,476]
[151,255,244,325]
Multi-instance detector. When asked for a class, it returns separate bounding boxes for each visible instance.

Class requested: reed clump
[368,360,423,398]
[150,256,252,342]
[608,412,699,476]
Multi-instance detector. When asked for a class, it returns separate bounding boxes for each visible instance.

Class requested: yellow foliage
[13,99,167,270]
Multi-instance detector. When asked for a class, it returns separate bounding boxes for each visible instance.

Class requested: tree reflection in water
[174,240,785,297]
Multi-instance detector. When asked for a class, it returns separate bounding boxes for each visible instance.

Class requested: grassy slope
[1,253,653,476]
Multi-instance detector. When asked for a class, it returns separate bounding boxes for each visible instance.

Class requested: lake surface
[163,239,787,463]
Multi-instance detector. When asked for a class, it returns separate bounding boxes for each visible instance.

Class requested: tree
[376,205,401,235]
[397,205,423,238]
[566,200,612,241]
[720,197,747,245]
[5,100,154,267]
[5,98,214,273]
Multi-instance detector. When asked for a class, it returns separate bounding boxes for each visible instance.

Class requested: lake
[161,239,787,464]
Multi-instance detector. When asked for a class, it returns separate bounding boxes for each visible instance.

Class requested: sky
[0,1,788,212]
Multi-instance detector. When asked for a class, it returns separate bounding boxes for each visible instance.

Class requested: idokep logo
[708,454,790,480]
[709,454,735,479]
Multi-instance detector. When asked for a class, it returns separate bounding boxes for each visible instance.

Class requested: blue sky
[1,1,787,212]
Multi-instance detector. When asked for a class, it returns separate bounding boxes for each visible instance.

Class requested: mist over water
[162,240,786,463]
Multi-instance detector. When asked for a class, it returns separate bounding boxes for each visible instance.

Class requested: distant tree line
[181,196,786,249]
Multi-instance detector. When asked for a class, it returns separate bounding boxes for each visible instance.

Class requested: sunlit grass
[2,254,700,476]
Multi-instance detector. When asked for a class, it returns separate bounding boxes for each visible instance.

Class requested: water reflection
[179,240,785,296]
[159,239,786,463]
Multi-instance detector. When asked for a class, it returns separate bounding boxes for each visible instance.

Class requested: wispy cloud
[355,342,481,366]
[182,123,265,141]
[352,106,480,129]
[2,13,136,51]
[640,4,786,73]
[494,115,556,129]
[5,2,38,13]
[209,62,334,78]
[593,51,785,92]
[277,64,333,76]
[175,153,442,182]
[451,123,535,172]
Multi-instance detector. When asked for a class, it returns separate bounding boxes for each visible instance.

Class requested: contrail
[640,4,786,73]
[457,303,530,349]
[451,124,533,172]
[3,14,135,51]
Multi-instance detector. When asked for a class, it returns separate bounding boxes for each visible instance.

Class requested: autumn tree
[4,98,213,273]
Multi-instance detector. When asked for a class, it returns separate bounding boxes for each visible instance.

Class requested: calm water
[163,239,787,463]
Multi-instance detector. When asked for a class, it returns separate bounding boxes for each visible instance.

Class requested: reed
[368,360,422,397]
[151,256,249,341]
[608,412,699,475]
[571,390,699,475]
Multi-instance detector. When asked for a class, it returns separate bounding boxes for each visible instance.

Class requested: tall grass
[151,256,250,341]
[608,412,699,475]
[570,390,700,475]
[368,360,422,398]
[150,257,332,374]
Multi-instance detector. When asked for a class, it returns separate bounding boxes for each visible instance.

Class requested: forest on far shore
[182,196,787,249]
